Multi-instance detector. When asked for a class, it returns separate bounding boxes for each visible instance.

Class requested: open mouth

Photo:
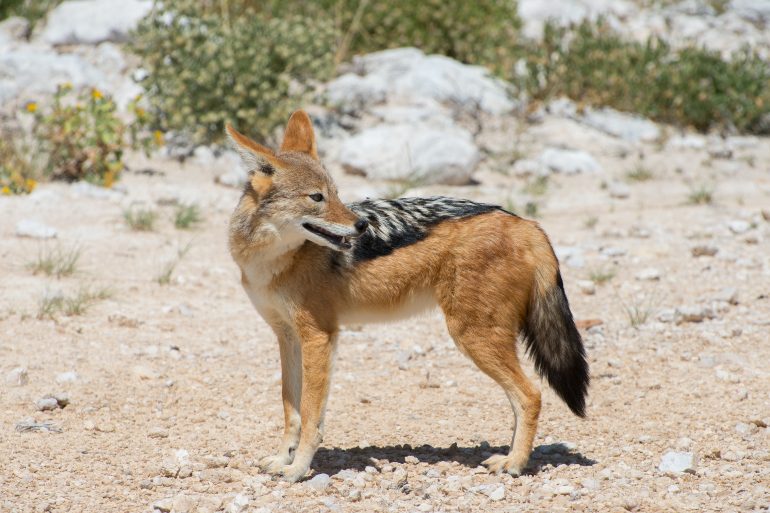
[302,223,353,250]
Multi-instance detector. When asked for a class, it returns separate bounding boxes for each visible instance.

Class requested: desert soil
[1,128,769,513]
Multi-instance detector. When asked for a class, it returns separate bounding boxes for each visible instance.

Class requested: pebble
[35,394,68,411]
[675,306,715,324]
[488,485,505,501]
[55,371,78,384]
[404,455,419,464]
[576,280,596,295]
[635,268,661,281]
[396,351,411,370]
[728,220,750,234]
[658,451,697,474]
[608,182,630,199]
[691,245,718,257]
[5,366,28,386]
[15,220,57,239]
[152,498,173,512]
[172,494,197,513]
[601,246,627,257]
[714,287,739,305]
[148,427,169,439]
[132,365,160,380]
[226,493,249,513]
[307,473,331,492]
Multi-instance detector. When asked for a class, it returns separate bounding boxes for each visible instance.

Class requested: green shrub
[131,1,336,145]
[0,128,39,195]
[0,0,60,33]
[524,20,770,134]
[29,84,125,186]
[306,0,522,71]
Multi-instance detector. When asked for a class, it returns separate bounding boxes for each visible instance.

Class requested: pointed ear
[225,123,278,175]
[280,110,318,160]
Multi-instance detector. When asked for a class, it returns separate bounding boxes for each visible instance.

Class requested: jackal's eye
[309,193,324,202]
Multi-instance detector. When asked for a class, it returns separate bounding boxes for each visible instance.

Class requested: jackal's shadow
[312,442,596,476]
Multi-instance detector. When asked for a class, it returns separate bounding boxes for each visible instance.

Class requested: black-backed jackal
[227,111,589,482]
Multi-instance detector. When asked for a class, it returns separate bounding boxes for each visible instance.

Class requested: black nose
[354,218,369,233]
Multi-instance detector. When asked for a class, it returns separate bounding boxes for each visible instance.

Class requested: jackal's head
[227,110,367,257]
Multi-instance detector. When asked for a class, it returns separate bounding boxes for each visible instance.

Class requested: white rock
[225,494,249,513]
[728,220,751,234]
[325,73,388,113]
[714,287,739,305]
[635,268,660,281]
[338,123,479,185]
[70,181,125,200]
[307,473,332,492]
[732,0,770,23]
[554,246,585,268]
[56,371,78,384]
[488,485,505,501]
[39,0,152,45]
[539,148,602,175]
[601,246,627,257]
[576,280,596,295]
[0,16,29,44]
[608,182,631,199]
[35,397,59,411]
[658,451,697,474]
[668,134,707,149]
[15,220,57,239]
[581,107,660,142]
[0,48,107,106]
[512,158,550,177]
[5,367,29,386]
[353,48,516,115]
[675,306,715,324]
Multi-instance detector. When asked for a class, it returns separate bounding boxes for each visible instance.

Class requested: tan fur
[228,111,570,482]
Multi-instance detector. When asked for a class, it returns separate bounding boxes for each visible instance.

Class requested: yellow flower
[25,178,37,192]
[91,88,104,100]
[153,130,164,146]
[25,102,37,113]
[1,185,10,195]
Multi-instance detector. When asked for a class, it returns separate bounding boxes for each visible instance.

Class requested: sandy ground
[1,125,769,513]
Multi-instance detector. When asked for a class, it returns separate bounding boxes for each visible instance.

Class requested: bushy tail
[522,268,589,417]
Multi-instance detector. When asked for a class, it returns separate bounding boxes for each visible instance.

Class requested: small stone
[675,437,693,449]
[5,366,28,386]
[714,287,739,305]
[735,422,754,435]
[576,280,596,295]
[55,371,78,384]
[226,493,249,513]
[83,420,96,431]
[404,455,419,464]
[635,268,661,281]
[601,246,627,257]
[172,494,197,513]
[658,451,697,474]
[148,427,169,439]
[348,489,361,501]
[728,220,750,234]
[132,365,159,380]
[608,182,630,199]
[15,220,57,239]
[396,351,411,370]
[307,473,331,492]
[488,485,505,501]
[35,397,59,411]
[581,478,600,490]
[657,309,675,323]
[676,306,715,324]
[735,388,749,401]
[691,245,718,257]
[203,455,229,468]
[152,498,173,512]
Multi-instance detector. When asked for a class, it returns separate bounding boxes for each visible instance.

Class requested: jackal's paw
[277,463,310,483]
[482,454,525,476]
[259,454,293,474]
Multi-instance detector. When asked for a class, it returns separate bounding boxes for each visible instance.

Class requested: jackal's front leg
[276,326,336,482]
[260,326,302,474]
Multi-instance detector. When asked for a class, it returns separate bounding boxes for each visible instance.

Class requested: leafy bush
[30,84,125,186]
[0,0,61,34]
[523,20,770,134]
[131,1,336,145]
[0,129,39,195]
[302,0,522,71]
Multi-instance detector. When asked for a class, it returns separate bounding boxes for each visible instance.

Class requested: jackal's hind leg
[446,320,542,476]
